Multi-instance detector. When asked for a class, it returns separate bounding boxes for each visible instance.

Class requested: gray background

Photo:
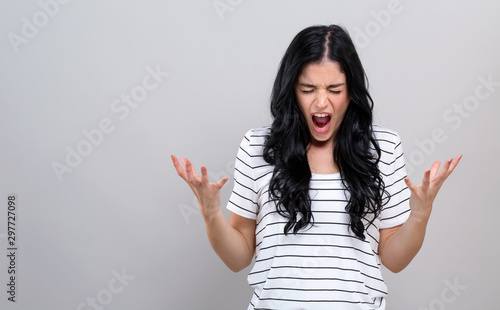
[1,0,499,309]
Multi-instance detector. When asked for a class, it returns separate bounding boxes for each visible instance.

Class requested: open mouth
[311,113,331,133]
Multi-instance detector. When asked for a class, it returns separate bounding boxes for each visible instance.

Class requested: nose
[315,90,329,109]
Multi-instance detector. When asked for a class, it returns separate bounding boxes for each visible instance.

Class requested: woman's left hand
[404,154,462,221]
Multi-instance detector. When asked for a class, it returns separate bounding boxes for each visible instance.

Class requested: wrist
[202,208,223,224]
[409,209,431,225]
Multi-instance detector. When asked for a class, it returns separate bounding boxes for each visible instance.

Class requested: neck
[307,141,338,174]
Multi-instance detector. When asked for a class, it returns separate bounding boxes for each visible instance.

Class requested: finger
[446,154,462,177]
[201,166,209,186]
[429,161,441,179]
[180,157,200,177]
[171,155,188,180]
[183,158,193,183]
[422,169,431,188]
[442,157,453,175]
[404,177,418,193]
[171,154,181,170]
[434,157,453,182]
[215,176,229,190]
[184,159,201,185]
[172,155,201,197]
[185,158,201,179]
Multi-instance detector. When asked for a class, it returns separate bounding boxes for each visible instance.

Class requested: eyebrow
[298,83,345,88]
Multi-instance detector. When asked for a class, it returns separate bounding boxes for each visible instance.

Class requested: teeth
[314,113,329,117]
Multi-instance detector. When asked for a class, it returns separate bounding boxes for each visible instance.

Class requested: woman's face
[295,60,350,147]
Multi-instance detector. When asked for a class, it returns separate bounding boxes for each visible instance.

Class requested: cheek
[296,96,311,119]
[337,94,350,113]
[332,99,350,122]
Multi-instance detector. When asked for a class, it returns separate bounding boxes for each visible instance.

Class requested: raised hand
[404,154,463,221]
[171,155,229,220]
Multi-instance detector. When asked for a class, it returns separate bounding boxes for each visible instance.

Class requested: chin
[310,131,334,144]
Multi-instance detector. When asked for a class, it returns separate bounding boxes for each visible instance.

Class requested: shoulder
[242,126,271,141]
[372,124,402,154]
[238,126,271,154]
[234,126,273,185]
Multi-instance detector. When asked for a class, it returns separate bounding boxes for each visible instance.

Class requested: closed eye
[300,89,342,94]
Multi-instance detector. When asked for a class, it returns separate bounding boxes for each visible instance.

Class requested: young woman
[172,24,461,309]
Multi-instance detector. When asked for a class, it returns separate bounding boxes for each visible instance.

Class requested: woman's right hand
[171,155,229,220]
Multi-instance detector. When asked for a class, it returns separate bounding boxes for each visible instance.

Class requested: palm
[404,155,462,219]
[171,155,228,218]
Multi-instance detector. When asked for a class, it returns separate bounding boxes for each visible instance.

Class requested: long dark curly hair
[263,24,389,240]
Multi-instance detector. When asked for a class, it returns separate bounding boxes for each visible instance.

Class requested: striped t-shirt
[226,125,411,310]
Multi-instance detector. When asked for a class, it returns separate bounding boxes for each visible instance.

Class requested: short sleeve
[379,132,411,229]
[226,130,260,220]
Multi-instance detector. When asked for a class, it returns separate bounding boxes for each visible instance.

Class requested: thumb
[404,177,417,193]
[215,177,229,190]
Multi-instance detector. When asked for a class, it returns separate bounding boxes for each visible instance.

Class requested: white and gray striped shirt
[226,125,411,310]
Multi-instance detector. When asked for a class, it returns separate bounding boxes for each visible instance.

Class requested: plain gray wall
[1,0,499,309]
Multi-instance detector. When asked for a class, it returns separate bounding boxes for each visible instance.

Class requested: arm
[205,211,256,272]
[378,155,462,273]
[172,155,255,272]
